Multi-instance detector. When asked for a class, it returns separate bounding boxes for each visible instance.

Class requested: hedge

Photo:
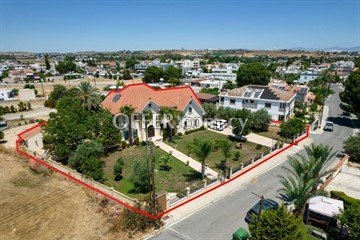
[330,191,360,209]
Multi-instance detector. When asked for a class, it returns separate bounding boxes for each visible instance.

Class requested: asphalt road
[151,84,356,240]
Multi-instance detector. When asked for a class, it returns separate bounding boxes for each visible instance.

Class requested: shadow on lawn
[182,170,202,182]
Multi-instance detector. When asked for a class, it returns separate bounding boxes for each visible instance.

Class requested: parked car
[323,121,334,131]
[232,227,249,240]
[245,199,279,224]
[228,134,247,142]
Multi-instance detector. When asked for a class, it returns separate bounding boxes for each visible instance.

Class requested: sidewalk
[154,141,219,180]
[311,105,329,135]
[208,127,275,147]
[161,137,313,225]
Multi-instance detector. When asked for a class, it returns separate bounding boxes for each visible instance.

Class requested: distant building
[19,89,36,101]
[298,71,320,84]
[219,85,296,121]
[199,79,223,89]
[0,89,14,101]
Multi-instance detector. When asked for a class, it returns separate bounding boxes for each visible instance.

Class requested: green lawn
[252,125,293,144]
[102,145,203,200]
[167,130,269,171]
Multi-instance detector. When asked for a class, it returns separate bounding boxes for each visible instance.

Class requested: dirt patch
[0,147,152,240]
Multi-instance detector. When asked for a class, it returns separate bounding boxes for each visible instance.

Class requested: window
[280,102,286,109]
[230,99,236,105]
[250,100,254,104]
[194,119,199,127]
[188,107,193,113]
[265,103,271,108]
[112,93,121,103]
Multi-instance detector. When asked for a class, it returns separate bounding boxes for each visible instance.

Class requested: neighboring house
[219,85,296,121]
[8,69,34,81]
[297,71,319,84]
[199,79,223,89]
[291,85,316,104]
[196,92,219,104]
[101,83,205,141]
[0,89,14,101]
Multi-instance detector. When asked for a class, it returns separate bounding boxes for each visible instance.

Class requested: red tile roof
[101,83,202,114]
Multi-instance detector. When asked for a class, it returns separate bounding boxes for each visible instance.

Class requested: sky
[0,0,359,52]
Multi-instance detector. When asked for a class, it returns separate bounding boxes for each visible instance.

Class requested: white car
[323,121,334,131]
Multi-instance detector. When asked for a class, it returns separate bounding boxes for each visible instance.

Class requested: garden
[102,145,204,199]
[166,129,269,171]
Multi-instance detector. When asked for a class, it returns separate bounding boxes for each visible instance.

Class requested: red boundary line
[16,123,310,220]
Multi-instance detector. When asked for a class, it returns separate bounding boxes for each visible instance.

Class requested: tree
[125,57,138,69]
[202,103,217,118]
[68,140,105,182]
[123,69,132,80]
[43,97,120,160]
[159,153,172,171]
[129,158,150,193]
[344,135,360,163]
[56,59,77,74]
[215,139,232,175]
[44,84,68,108]
[236,62,271,87]
[143,66,164,83]
[338,204,360,240]
[340,69,360,119]
[76,81,102,111]
[44,54,50,70]
[279,144,335,217]
[231,109,253,136]
[163,65,181,82]
[187,137,213,179]
[120,105,136,145]
[252,109,271,131]
[280,118,306,139]
[167,77,181,86]
[249,206,306,240]
[160,107,181,142]
[114,157,124,180]
[222,80,236,90]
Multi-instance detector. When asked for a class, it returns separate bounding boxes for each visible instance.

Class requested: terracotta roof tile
[101,83,202,114]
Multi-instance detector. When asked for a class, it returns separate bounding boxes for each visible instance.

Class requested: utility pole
[252,192,265,230]
[40,79,45,97]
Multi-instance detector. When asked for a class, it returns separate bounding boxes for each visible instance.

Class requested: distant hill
[290,46,360,52]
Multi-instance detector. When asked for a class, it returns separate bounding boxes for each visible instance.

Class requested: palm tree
[120,105,135,145]
[76,81,101,110]
[215,139,232,177]
[160,107,181,142]
[187,137,213,179]
[279,143,336,218]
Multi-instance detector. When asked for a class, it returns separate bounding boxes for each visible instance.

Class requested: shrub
[113,157,124,181]
[121,141,128,149]
[234,151,241,160]
[184,126,205,135]
[310,103,318,112]
[177,132,183,137]
[134,137,140,146]
[256,144,262,150]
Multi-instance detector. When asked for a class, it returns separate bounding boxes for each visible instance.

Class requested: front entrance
[147,125,155,138]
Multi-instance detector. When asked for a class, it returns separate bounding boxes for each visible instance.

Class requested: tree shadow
[114,175,123,181]
[182,170,202,182]
[327,116,357,128]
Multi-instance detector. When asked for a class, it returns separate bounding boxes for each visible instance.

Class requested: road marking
[168,228,193,240]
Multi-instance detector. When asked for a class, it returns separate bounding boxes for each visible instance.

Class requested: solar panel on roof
[112,93,121,103]
[254,91,261,98]
[244,92,251,97]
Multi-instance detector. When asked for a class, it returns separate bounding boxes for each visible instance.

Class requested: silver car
[323,121,334,131]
